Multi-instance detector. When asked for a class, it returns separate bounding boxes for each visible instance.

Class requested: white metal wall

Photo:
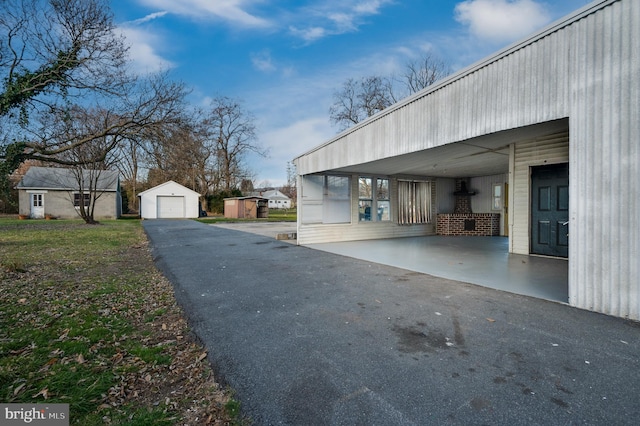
[568,0,639,319]
[295,0,640,319]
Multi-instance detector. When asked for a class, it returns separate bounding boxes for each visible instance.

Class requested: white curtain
[398,180,431,225]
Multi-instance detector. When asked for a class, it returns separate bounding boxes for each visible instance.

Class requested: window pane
[303,175,323,199]
[359,200,372,221]
[378,200,390,221]
[359,177,372,198]
[325,176,349,199]
[324,176,351,223]
[377,179,389,200]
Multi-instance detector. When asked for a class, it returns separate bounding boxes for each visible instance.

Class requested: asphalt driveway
[143,220,640,425]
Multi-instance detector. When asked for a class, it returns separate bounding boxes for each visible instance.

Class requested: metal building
[293,0,639,320]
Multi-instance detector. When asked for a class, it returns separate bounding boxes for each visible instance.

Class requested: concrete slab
[309,236,568,303]
[209,222,567,303]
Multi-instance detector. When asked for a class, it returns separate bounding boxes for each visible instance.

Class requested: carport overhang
[322,118,568,179]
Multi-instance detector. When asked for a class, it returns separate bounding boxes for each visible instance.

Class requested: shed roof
[224,196,268,201]
[138,180,201,197]
[16,167,119,191]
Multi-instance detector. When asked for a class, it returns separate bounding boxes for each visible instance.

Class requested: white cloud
[288,25,327,43]
[454,0,551,44]
[130,11,168,25]
[353,0,389,15]
[118,26,174,74]
[255,117,334,186]
[288,0,394,43]
[138,0,270,28]
[251,50,277,72]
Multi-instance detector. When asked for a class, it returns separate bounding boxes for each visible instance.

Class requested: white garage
[138,181,201,219]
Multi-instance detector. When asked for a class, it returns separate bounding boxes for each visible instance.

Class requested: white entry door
[157,196,185,218]
[30,193,44,218]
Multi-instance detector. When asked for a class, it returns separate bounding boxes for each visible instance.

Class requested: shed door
[30,193,45,219]
[157,196,185,218]
[531,163,569,257]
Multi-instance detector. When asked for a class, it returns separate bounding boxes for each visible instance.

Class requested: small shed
[224,196,269,219]
[138,181,201,219]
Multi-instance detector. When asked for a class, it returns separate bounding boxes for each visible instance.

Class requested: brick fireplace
[436,179,500,236]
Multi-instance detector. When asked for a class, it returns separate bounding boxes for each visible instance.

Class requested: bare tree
[279,161,297,206]
[401,54,451,95]
[0,0,128,121]
[114,137,142,212]
[30,73,188,223]
[329,76,395,132]
[0,0,131,203]
[144,119,205,191]
[202,96,267,191]
[329,54,451,131]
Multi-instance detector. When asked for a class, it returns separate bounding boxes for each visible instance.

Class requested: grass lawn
[0,218,239,425]
[198,208,296,224]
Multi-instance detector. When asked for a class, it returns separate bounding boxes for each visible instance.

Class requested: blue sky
[111,0,592,187]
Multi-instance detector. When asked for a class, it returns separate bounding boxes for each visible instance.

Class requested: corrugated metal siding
[511,132,570,255]
[295,5,579,175]
[296,0,640,320]
[569,0,640,319]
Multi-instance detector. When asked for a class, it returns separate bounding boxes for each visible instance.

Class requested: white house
[293,0,639,320]
[261,190,292,209]
[138,181,201,219]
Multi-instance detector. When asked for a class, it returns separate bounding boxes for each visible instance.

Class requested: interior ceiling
[332,119,569,178]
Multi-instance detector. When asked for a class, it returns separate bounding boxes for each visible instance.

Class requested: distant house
[260,190,292,209]
[138,181,202,219]
[16,167,121,219]
[224,196,269,219]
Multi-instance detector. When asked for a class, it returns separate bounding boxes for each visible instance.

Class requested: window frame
[74,192,91,208]
[359,176,390,222]
[32,193,43,207]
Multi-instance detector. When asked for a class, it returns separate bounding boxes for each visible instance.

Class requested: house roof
[138,180,201,197]
[16,167,119,191]
[256,190,290,200]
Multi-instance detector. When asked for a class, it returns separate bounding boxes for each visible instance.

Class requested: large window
[359,177,390,222]
[398,180,432,224]
[301,175,351,224]
[324,175,351,223]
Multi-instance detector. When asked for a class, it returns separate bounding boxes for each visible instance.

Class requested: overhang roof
[294,0,613,179]
[330,119,568,178]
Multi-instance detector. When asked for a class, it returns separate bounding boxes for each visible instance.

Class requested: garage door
[157,196,185,218]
